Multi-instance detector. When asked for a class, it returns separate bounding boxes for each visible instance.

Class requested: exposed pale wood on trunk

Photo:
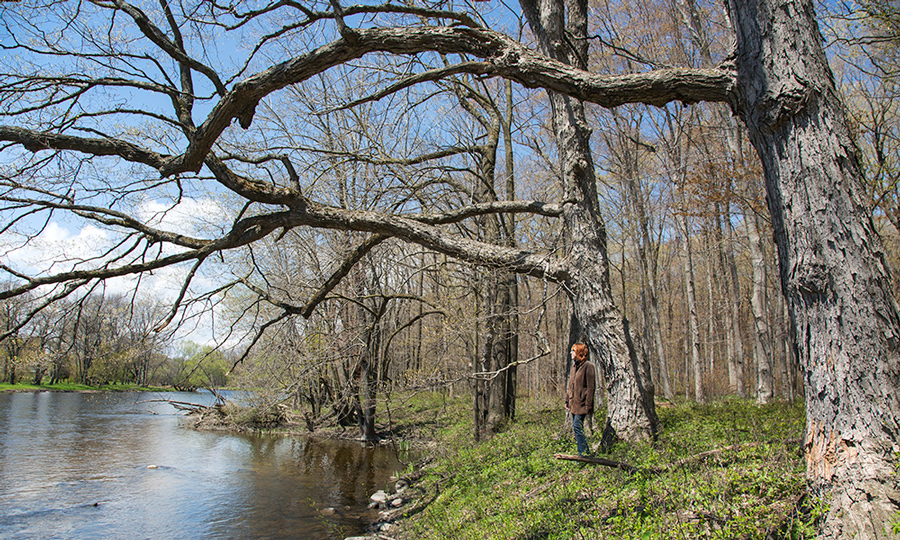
[728,0,900,535]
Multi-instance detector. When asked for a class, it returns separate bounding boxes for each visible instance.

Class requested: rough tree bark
[358,306,382,442]
[728,0,900,535]
[503,79,520,424]
[521,0,658,443]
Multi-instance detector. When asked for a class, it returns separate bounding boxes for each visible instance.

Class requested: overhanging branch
[156,26,735,177]
[0,26,735,185]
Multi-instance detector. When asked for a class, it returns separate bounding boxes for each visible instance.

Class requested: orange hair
[571,343,589,362]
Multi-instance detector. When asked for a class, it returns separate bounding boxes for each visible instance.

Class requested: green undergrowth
[382,389,473,445]
[396,396,814,540]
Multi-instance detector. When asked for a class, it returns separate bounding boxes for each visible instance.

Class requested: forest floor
[369,392,820,540]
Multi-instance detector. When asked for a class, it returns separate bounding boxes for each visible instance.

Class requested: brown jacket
[565,360,596,415]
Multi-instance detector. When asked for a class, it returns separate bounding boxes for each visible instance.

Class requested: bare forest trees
[1,0,899,536]
[1,285,30,384]
[0,288,173,385]
[589,0,796,407]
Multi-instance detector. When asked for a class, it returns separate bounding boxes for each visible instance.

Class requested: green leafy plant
[400,396,808,540]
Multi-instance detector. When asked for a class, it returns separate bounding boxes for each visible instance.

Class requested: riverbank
[141,388,816,538]
[0,382,175,393]
[185,390,461,453]
[371,395,816,539]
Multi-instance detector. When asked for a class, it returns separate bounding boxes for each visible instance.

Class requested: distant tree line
[0,286,229,389]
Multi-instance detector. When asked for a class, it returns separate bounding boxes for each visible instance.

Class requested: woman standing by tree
[565,343,596,456]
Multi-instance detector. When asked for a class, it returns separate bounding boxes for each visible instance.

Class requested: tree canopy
[1,0,899,537]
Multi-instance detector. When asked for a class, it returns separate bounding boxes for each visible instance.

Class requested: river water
[0,391,403,540]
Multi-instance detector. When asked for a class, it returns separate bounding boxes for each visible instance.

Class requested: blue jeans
[573,413,590,456]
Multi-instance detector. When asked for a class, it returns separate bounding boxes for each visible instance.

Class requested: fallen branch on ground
[553,454,643,472]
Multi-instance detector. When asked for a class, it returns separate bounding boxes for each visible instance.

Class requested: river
[0,391,403,540]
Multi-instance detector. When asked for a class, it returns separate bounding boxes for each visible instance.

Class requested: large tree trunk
[484,273,513,432]
[521,0,657,443]
[729,0,900,536]
[358,294,386,443]
[558,108,659,442]
[475,267,515,439]
[503,80,519,423]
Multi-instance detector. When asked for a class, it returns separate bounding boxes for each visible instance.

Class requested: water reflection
[0,391,401,540]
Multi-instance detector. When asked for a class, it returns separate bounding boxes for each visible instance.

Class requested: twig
[524,472,573,499]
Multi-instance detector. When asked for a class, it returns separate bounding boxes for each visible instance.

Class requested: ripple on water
[0,391,401,540]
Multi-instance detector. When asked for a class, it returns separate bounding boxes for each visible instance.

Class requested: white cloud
[2,197,229,276]
[1,197,235,347]
[137,197,228,238]
[2,222,109,275]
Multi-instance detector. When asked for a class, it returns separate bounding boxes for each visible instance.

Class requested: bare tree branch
[325,61,496,113]
[0,126,169,168]
[0,194,208,248]
[153,255,208,332]
[301,233,390,317]
[149,25,733,176]
[95,0,227,95]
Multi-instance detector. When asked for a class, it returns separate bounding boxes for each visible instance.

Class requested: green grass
[393,396,813,540]
[0,382,173,392]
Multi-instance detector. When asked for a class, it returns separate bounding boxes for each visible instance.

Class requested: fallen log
[140,398,213,413]
[553,454,642,473]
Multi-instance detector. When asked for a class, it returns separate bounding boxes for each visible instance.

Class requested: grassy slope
[388,394,816,539]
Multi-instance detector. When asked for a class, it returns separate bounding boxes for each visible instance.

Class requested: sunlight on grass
[397,396,812,540]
